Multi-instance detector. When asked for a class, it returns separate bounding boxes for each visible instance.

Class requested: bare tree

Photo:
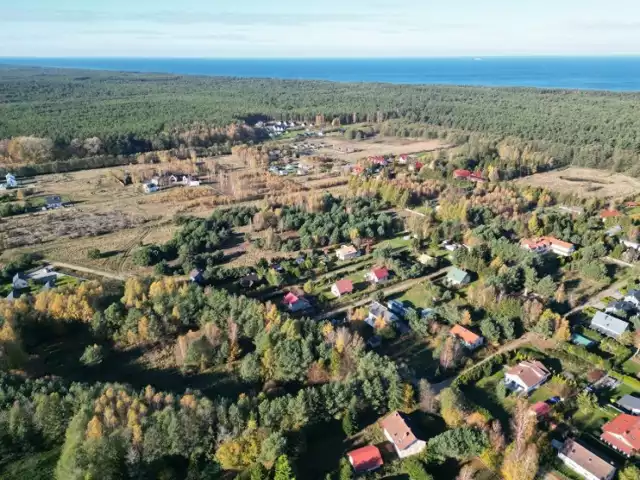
[440,336,462,370]
[511,399,536,456]
[418,379,438,413]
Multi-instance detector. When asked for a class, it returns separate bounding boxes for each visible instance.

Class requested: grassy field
[622,357,640,376]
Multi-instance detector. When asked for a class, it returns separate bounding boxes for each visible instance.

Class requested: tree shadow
[99,250,123,259]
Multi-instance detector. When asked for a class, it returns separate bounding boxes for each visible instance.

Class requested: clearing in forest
[515,167,640,199]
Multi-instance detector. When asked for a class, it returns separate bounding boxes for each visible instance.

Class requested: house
[622,239,640,250]
[558,439,616,480]
[408,161,424,172]
[600,413,640,456]
[600,209,622,221]
[189,269,204,284]
[45,195,63,209]
[346,445,384,473]
[520,237,575,257]
[5,173,17,188]
[442,240,463,252]
[336,244,360,261]
[445,267,471,287]
[12,272,28,290]
[365,267,390,284]
[387,300,407,317]
[617,395,640,415]
[6,289,21,301]
[365,301,398,328]
[239,273,259,288]
[590,311,629,339]
[380,411,426,458]
[450,324,484,350]
[452,169,486,182]
[504,360,551,394]
[606,225,623,237]
[142,183,158,194]
[624,290,640,309]
[331,279,354,298]
[530,401,552,419]
[398,154,409,165]
[283,292,311,312]
[605,300,636,317]
[418,253,435,265]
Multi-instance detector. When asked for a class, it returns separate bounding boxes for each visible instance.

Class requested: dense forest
[2,66,640,171]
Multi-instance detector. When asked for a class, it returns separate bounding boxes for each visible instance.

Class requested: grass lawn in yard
[462,370,514,426]
[622,357,640,376]
[528,385,555,404]
[396,282,432,310]
[375,234,411,252]
[572,405,617,435]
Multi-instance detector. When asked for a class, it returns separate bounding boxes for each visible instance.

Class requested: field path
[47,261,129,281]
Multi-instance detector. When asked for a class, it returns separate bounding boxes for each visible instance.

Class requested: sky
[2,0,640,57]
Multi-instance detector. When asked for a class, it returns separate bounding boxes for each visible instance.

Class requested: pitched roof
[189,269,202,278]
[336,244,358,256]
[591,311,629,336]
[447,267,469,283]
[283,292,300,305]
[347,445,383,472]
[334,279,353,295]
[453,169,471,178]
[559,439,616,480]
[370,267,389,280]
[505,360,550,389]
[601,413,640,455]
[617,395,640,412]
[530,401,552,417]
[380,411,419,451]
[521,236,574,251]
[450,324,482,345]
[544,236,574,250]
[601,209,622,218]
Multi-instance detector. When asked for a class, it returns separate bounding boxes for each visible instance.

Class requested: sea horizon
[2,56,640,91]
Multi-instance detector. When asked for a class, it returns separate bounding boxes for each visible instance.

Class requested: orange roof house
[346,445,383,473]
[331,279,354,297]
[520,236,575,256]
[450,324,484,350]
[600,413,640,456]
[601,209,622,219]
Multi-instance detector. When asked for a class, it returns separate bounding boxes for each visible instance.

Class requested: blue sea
[1,57,640,91]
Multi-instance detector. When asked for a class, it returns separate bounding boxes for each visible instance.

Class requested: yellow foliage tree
[86,415,104,440]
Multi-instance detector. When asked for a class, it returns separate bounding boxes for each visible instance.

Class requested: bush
[87,248,101,259]
[80,344,104,366]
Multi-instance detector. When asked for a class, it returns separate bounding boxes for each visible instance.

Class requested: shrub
[87,248,101,259]
[80,344,104,366]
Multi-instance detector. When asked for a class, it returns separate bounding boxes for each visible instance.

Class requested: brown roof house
[346,445,384,473]
[331,279,354,298]
[380,411,426,458]
[558,439,616,480]
[504,360,551,395]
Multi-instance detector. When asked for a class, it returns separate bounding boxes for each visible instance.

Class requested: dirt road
[313,266,451,321]
[47,261,129,281]
[564,278,628,317]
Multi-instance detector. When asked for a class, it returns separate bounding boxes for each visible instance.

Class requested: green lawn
[622,357,640,376]
[528,385,555,404]
[375,234,411,252]
[463,371,514,425]
[572,405,617,435]
[396,283,431,309]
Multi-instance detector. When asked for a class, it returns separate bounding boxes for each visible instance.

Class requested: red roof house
[346,445,384,473]
[453,169,471,179]
[530,401,552,418]
[450,324,484,350]
[601,413,640,456]
[331,279,354,297]
[282,291,311,312]
[453,169,486,182]
[366,267,390,284]
[601,209,622,219]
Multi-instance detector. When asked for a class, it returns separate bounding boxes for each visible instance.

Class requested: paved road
[313,266,451,321]
[47,261,129,281]
[564,278,628,317]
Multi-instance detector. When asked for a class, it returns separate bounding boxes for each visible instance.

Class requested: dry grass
[515,167,640,199]
[308,137,450,162]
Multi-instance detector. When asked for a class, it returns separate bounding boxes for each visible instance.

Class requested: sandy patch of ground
[307,136,451,162]
[515,167,640,199]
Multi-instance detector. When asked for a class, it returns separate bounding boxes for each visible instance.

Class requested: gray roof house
[12,273,28,290]
[624,290,640,308]
[446,268,471,286]
[605,300,637,316]
[590,311,629,339]
[366,301,399,328]
[617,395,640,415]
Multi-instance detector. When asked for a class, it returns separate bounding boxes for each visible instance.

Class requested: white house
[504,360,551,395]
[5,173,17,188]
[450,325,484,350]
[380,411,426,458]
[365,267,389,284]
[143,183,159,194]
[558,439,616,480]
[335,244,360,261]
